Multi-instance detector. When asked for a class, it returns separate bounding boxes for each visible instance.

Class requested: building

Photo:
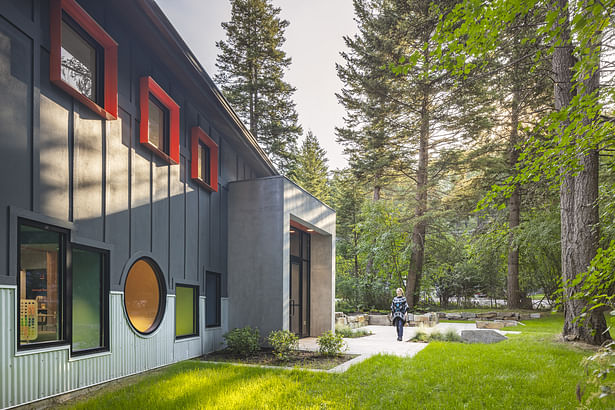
[0,0,335,407]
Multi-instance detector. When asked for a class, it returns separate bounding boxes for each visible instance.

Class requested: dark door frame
[289,228,310,338]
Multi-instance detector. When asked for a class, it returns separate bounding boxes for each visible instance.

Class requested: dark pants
[394,317,404,340]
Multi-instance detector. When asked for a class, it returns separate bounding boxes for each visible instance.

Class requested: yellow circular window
[124,258,166,334]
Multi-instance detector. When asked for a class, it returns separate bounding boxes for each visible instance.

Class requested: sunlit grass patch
[66,315,615,409]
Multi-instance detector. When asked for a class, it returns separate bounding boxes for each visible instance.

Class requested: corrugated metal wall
[0,287,227,408]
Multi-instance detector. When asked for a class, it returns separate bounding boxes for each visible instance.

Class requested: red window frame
[49,0,118,120]
[191,126,218,192]
[139,76,180,164]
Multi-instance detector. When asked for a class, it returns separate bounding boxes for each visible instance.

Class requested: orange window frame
[49,0,118,120]
[139,76,180,164]
[190,126,218,192]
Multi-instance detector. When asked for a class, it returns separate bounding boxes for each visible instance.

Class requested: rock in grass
[461,330,508,344]
[476,320,505,329]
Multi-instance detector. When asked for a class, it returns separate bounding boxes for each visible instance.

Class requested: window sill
[15,343,70,357]
[193,177,216,192]
[141,141,178,165]
[175,335,200,343]
[69,349,111,362]
[52,79,117,120]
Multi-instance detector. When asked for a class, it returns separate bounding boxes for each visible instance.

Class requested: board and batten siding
[0,1,253,290]
[0,0,256,407]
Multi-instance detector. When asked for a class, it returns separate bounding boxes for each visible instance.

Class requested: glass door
[290,261,301,335]
[289,226,311,337]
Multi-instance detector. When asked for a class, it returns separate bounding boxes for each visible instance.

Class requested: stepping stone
[461,330,508,344]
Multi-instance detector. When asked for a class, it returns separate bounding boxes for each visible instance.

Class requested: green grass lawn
[66,314,615,409]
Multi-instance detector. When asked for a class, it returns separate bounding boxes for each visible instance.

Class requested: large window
[139,76,180,164]
[190,126,218,192]
[71,246,108,354]
[50,0,118,120]
[175,285,198,338]
[205,272,221,328]
[17,218,109,354]
[124,258,167,335]
[18,222,66,346]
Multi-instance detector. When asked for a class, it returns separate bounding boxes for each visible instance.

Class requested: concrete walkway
[298,323,520,373]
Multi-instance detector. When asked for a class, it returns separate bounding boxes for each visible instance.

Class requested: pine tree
[336,0,410,201]
[215,0,302,173]
[290,131,330,203]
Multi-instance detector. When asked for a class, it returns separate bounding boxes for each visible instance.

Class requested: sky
[155,0,358,171]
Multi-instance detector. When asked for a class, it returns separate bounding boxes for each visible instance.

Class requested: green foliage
[356,200,411,289]
[330,170,366,277]
[266,329,298,361]
[410,329,461,343]
[579,340,615,408]
[335,324,373,338]
[289,131,330,203]
[223,327,260,357]
[336,273,391,312]
[215,0,302,173]
[317,330,347,356]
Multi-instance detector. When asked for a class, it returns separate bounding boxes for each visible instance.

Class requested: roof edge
[138,0,279,175]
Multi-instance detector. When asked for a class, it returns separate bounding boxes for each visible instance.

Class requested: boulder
[446,313,462,320]
[461,312,476,320]
[476,320,505,329]
[368,314,390,326]
[437,312,447,319]
[346,313,369,328]
[530,313,541,319]
[476,312,497,319]
[461,330,508,344]
[519,313,531,320]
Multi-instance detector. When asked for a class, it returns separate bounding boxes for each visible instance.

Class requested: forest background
[213,0,615,346]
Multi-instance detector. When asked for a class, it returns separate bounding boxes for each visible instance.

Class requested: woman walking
[391,288,409,341]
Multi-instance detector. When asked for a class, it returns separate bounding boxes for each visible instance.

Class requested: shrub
[224,327,260,357]
[335,324,372,338]
[267,330,298,361]
[409,329,461,343]
[317,330,347,356]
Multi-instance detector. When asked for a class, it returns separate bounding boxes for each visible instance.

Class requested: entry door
[290,259,310,337]
[290,261,301,335]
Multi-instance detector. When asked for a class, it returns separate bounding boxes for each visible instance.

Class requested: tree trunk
[507,84,521,309]
[554,0,610,344]
[366,182,381,275]
[406,81,430,308]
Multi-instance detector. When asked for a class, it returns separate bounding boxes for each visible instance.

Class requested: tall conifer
[215,0,302,173]
[290,131,330,204]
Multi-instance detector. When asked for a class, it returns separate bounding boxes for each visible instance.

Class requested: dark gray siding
[0,0,262,292]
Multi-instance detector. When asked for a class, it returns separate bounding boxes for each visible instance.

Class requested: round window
[124,258,166,335]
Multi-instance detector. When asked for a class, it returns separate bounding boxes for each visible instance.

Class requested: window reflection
[176,285,197,337]
[148,98,167,154]
[61,20,97,101]
[206,272,220,328]
[198,143,210,184]
[19,224,62,345]
[72,248,103,351]
[124,259,164,334]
